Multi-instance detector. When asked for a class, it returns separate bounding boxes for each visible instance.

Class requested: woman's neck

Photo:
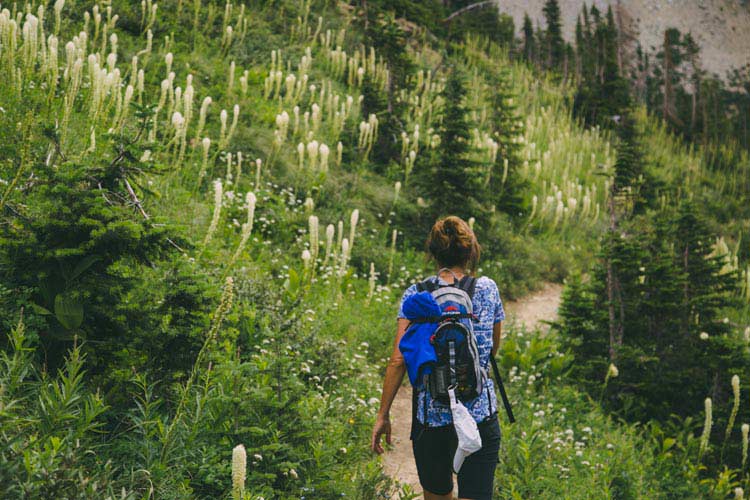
[438,266,466,283]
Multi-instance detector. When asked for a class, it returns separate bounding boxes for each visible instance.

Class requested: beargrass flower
[231,444,246,500]
[725,375,742,446]
[387,229,397,283]
[323,224,335,267]
[306,140,319,170]
[743,423,749,469]
[226,104,240,146]
[339,238,350,277]
[366,262,376,303]
[349,209,359,251]
[203,179,223,246]
[304,197,314,213]
[230,192,256,265]
[255,158,262,189]
[319,143,330,172]
[302,250,312,268]
[195,96,212,140]
[308,215,319,264]
[219,109,228,147]
[700,398,712,456]
[165,51,173,74]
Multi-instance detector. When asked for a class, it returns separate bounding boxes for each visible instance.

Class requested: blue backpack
[412,272,484,405]
[407,271,516,425]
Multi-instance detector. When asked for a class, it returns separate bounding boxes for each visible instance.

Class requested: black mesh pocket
[428,365,451,405]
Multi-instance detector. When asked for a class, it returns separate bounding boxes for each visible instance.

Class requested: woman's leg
[413,425,457,499]
[456,416,501,500]
[424,489,454,500]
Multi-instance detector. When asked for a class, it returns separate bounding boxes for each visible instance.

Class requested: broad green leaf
[68,255,101,282]
[54,293,84,331]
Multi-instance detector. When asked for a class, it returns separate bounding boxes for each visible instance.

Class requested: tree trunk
[663,30,673,123]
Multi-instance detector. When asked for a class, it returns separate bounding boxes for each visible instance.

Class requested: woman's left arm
[491,320,502,358]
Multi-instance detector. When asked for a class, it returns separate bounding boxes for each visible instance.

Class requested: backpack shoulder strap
[457,275,477,299]
[416,278,439,293]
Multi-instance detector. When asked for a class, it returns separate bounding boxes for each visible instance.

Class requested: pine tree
[659,28,685,128]
[522,13,536,64]
[487,70,526,217]
[542,0,564,71]
[356,10,413,171]
[414,67,485,225]
[572,4,630,128]
[574,15,584,78]
[682,32,702,140]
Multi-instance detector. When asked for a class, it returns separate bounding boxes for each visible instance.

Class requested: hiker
[371,216,506,500]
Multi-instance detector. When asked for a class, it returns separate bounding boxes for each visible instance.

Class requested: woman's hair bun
[426,216,480,271]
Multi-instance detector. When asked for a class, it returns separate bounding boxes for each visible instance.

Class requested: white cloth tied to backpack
[449,387,482,473]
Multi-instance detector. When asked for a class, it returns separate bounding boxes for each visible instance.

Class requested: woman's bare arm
[371,318,410,454]
[491,320,502,358]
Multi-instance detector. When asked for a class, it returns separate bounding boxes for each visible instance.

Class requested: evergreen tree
[414,68,485,226]
[657,28,685,128]
[574,14,584,77]
[522,13,536,64]
[572,4,630,128]
[356,11,413,170]
[487,70,526,217]
[542,0,564,71]
[682,32,702,140]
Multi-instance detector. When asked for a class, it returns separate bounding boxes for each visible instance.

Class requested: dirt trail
[381,282,563,498]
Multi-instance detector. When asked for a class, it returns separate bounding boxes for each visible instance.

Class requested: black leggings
[411,415,501,499]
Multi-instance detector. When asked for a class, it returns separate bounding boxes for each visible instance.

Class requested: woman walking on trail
[371,216,505,500]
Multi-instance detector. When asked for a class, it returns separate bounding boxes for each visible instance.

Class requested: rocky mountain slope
[497,0,750,77]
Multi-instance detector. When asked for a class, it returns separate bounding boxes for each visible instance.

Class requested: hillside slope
[0,0,744,498]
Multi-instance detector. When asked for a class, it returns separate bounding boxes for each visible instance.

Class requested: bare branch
[443,1,495,23]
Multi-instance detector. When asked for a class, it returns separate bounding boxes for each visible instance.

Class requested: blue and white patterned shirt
[398,275,505,426]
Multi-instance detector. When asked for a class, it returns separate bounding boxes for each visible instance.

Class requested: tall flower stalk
[230,192,256,266]
[742,423,749,470]
[700,398,713,457]
[722,375,741,459]
[387,229,397,284]
[203,179,223,247]
[231,444,247,500]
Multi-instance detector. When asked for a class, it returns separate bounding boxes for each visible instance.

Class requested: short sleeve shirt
[398,275,505,426]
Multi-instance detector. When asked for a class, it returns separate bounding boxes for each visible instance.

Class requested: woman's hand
[370,414,392,454]
[370,318,408,454]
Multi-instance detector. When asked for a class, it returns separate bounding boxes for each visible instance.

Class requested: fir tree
[355,10,413,171]
[574,14,584,77]
[414,68,485,226]
[682,32,703,139]
[522,13,536,64]
[572,4,630,128]
[487,70,526,218]
[542,0,564,71]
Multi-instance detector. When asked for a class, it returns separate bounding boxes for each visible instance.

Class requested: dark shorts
[411,414,501,499]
